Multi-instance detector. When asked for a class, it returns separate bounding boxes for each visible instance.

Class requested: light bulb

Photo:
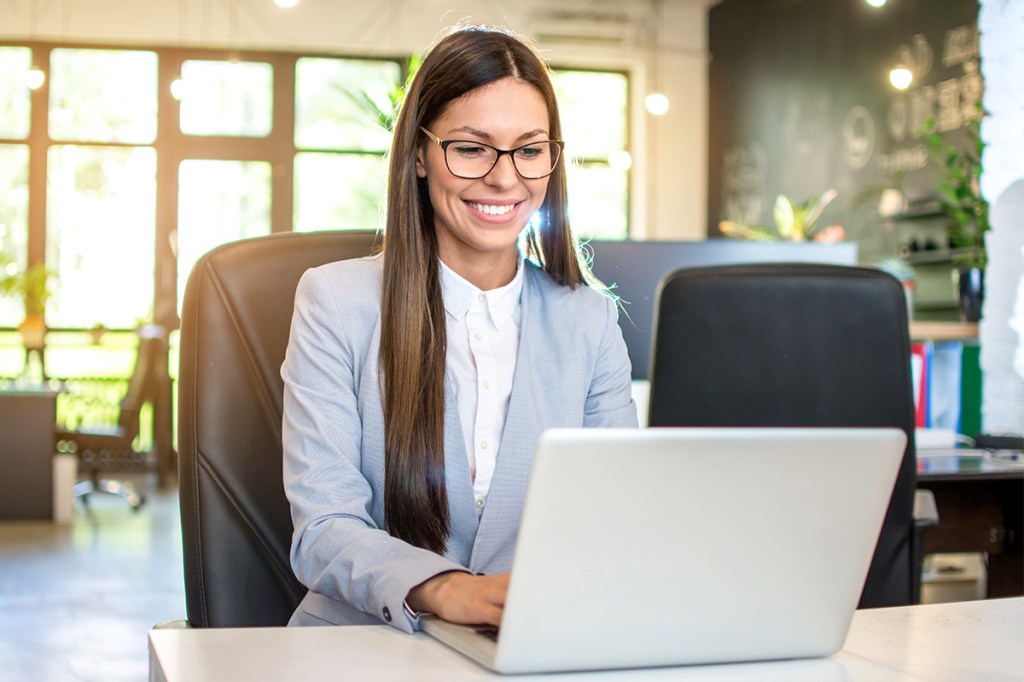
[274,0,299,7]
[889,67,912,90]
[866,0,886,6]
[170,79,186,100]
[608,150,633,172]
[24,68,45,90]
[645,92,670,116]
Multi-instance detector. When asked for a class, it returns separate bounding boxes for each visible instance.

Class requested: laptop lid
[478,426,905,674]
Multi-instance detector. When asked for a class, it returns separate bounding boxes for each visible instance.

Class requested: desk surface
[918,450,1024,481]
[149,598,1024,682]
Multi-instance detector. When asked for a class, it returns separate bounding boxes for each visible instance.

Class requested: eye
[515,144,546,161]
[450,142,490,158]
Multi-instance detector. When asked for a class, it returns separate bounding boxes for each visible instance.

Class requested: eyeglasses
[420,127,564,180]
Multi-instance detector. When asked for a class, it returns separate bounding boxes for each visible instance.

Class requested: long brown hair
[380,26,586,553]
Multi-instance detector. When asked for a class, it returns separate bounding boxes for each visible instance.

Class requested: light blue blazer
[281,253,637,632]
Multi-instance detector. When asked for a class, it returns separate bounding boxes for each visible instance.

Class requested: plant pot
[954,267,984,323]
[17,313,47,350]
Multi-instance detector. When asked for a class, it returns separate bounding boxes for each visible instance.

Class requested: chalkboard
[708,0,981,263]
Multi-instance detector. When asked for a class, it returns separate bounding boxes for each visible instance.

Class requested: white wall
[979,0,1024,434]
[0,0,711,240]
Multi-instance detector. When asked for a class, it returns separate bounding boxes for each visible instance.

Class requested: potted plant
[877,256,916,320]
[922,115,989,322]
[0,262,56,351]
[719,190,846,243]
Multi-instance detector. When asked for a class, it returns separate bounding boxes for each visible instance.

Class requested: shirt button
[477,294,485,302]
[480,440,488,450]
[475,498,484,509]
[382,606,392,622]
[483,380,492,389]
[474,332,484,341]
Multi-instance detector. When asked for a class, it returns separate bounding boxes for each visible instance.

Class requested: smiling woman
[280,24,637,634]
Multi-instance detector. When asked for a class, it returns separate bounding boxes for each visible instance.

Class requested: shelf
[910,321,978,342]
[905,249,974,265]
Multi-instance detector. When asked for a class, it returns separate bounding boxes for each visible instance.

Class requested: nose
[483,151,519,189]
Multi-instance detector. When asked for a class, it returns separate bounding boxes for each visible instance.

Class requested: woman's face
[417,77,552,288]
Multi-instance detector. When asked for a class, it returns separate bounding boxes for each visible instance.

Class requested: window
[43,48,159,330]
[293,57,402,232]
[175,159,272,310]
[0,47,33,328]
[0,42,631,339]
[0,144,29,327]
[49,48,158,143]
[178,60,273,137]
[554,70,630,240]
[0,47,32,139]
[46,145,157,328]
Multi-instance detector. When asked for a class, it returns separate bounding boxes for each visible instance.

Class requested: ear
[416,145,427,178]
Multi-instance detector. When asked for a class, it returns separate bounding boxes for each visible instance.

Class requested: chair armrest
[913,488,939,530]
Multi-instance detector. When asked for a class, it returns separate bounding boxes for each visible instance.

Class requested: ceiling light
[866,0,886,7]
[274,0,300,7]
[889,66,912,90]
[24,68,45,90]
[645,92,670,116]
[608,150,633,171]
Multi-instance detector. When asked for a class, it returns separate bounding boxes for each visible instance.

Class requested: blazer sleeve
[583,294,639,428]
[281,265,466,633]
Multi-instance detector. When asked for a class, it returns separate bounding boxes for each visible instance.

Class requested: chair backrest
[648,263,917,608]
[178,230,380,627]
[116,329,165,442]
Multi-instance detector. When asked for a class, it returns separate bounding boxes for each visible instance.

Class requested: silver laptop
[422,426,906,674]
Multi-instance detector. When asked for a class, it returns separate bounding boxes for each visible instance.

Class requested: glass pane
[49,48,158,143]
[0,144,30,327]
[46,145,157,328]
[176,159,271,310]
[567,164,628,240]
[179,60,273,137]
[295,57,401,151]
[554,70,628,160]
[0,47,32,139]
[293,152,386,232]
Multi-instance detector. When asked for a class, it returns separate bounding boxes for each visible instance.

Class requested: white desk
[149,598,1023,681]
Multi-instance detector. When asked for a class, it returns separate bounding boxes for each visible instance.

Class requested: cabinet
[0,389,59,520]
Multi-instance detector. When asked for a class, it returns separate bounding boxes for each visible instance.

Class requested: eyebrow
[445,126,550,142]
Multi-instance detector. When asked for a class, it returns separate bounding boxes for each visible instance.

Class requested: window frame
[1,39,630,334]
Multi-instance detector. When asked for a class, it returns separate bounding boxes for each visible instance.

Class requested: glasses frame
[420,127,564,180]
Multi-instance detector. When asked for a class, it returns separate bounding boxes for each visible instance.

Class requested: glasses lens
[512,142,561,179]
[445,142,499,179]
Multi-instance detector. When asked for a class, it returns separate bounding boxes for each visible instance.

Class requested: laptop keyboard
[474,626,500,642]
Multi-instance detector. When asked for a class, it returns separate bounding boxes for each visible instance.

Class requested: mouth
[466,200,520,218]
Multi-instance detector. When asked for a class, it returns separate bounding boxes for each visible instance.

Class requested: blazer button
[382,606,392,622]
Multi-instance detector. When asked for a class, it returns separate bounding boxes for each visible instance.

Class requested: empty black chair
[178,230,379,627]
[648,263,920,607]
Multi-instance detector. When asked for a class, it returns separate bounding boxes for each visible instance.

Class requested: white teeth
[470,202,515,216]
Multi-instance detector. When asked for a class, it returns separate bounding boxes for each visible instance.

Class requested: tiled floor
[0,479,185,682]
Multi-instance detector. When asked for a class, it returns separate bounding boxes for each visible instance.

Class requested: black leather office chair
[648,263,923,608]
[56,327,168,510]
[178,230,380,627]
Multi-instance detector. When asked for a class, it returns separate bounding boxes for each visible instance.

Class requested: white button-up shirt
[439,258,523,511]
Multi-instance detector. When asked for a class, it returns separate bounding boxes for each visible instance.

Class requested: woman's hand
[406,571,510,627]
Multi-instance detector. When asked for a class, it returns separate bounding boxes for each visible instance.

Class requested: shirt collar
[440,257,524,328]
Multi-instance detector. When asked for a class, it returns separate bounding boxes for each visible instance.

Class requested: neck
[440,250,518,291]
